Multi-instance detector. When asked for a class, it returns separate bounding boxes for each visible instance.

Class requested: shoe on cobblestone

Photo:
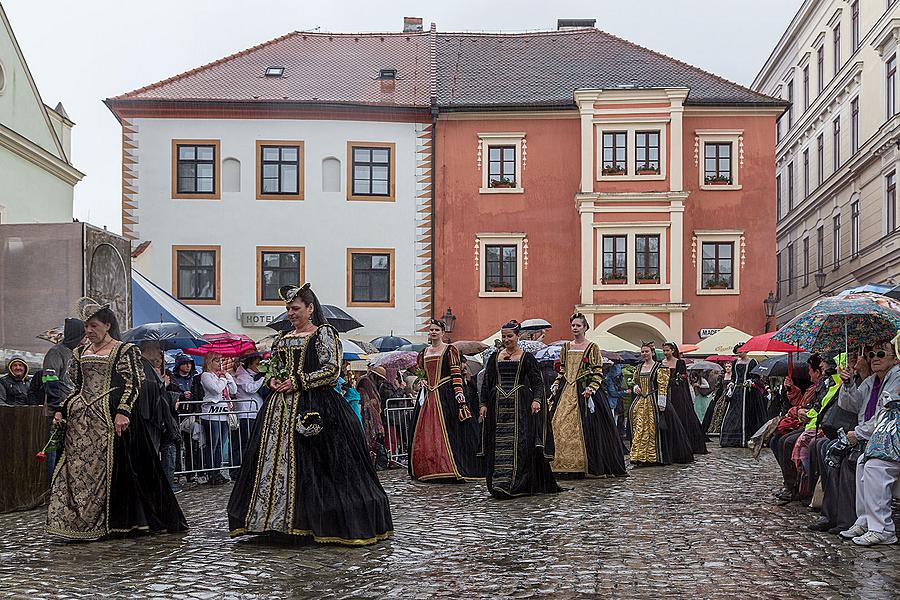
[852,530,898,546]
[840,524,867,539]
[807,517,834,532]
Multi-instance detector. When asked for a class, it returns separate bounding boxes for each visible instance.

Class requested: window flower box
[636,276,660,284]
[704,175,732,185]
[602,275,627,285]
[602,165,627,176]
[637,167,660,176]
[489,177,516,189]
[704,277,732,290]
[488,283,514,293]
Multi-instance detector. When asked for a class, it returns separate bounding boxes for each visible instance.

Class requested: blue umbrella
[370,336,411,352]
[123,322,206,350]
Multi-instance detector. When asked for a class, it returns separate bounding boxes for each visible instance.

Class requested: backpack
[190,373,206,407]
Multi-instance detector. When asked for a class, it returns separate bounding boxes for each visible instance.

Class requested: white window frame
[477,233,525,298]
[479,133,525,194]
[592,223,669,290]
[595,121,668,181]
[696,130,743,190]
[695,230,743,296]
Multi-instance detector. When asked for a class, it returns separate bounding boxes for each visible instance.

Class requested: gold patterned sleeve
[115,343,145,417]
[58,348,83,417]
[584,344,604,394]
[298,325,341,390]
[552,344,566,390]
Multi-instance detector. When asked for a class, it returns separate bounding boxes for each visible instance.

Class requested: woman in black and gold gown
[660,342,708,455]
[228,284,392,545]
[479,321,560,499]
[48,299,187,541]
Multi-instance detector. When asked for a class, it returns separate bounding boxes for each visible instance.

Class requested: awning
[688,326,753,356]
[132,270,227,334]
[837,284,893,296]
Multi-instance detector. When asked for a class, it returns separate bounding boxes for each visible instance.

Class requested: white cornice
[827,8,842,29]
[576,302,691,314]
[872,18,900,57]
[0,123,84,185]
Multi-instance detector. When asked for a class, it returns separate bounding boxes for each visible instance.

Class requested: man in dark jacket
[40,318,84,481]
[0,357,31,405]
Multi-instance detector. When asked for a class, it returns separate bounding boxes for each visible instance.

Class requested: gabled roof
[436,28,785,109]
[111,31,433,108]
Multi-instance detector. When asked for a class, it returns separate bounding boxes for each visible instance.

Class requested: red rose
[35,452,46,462]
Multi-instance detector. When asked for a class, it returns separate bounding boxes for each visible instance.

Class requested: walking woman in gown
[720,344,766,448]
[548,313,627,478]
[48,298,187,540]
[660,342,708,454]
[479,321,561,499]
[705,361,733,434]
[407,318,484,482]
[228,284,392,545]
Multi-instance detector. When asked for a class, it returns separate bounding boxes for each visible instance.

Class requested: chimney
[403,17,424,32]
[557,18,596,30]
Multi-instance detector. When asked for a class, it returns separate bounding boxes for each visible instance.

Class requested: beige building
[753,0,900,325]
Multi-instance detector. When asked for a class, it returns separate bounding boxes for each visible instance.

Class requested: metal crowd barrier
[383,397,415,468]
[174,401,258,480]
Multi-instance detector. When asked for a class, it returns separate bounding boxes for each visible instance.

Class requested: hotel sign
[241,312,278,328]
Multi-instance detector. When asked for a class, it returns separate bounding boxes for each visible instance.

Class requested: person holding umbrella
[227,284,392,545]
[720,344,766,448]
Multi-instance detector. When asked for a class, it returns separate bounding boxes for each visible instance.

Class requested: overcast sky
[4,0,801,233]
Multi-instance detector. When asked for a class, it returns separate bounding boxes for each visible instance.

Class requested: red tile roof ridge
[438,27,596,38]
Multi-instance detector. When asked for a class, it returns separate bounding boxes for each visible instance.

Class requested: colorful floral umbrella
[773,293,900,353]
[368,351,418,370]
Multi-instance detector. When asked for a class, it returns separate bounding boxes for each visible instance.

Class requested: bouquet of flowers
[36,421,65,462]
[412,366,427,383]
[258,353,291,382]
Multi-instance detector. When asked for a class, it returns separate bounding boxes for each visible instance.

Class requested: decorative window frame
[692,230,744,296]
[592,223,669,290]
[171,139,221,200]
[256,246,305,306]
[171,244,221,305]
[475,233,526,297]
[255,140,304,201]
[694,130,743,191]
[346,248,396,308]
[478,133,525,194]
[346,142,396,202]
[595,121,668,181]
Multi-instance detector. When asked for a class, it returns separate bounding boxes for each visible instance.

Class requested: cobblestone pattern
[0,448,898,599]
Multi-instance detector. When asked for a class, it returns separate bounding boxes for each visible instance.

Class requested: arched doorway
[597,313,672,347]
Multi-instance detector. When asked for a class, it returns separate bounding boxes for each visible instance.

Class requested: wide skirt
[720,385,768,448]
[227,387,393,545]
[408,386,484,482]
[551,385,627,477]
[669,384,708,454]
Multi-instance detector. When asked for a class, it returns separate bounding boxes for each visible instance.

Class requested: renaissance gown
[479,352,561,499]
[408,345,485,482]
[227,325,392,545]
[720,359,767,448]
[659,360,708,454]
[47,342,187,540]
[628,362,693,466]
[549,342,627,477]
[705,374,732,434]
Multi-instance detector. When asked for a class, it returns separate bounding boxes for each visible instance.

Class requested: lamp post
[815,270,827,295]
[441,307,457,342]
[763,290,778,333]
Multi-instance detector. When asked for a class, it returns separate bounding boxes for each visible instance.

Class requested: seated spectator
[838,340,900,546]
[791,357,841,499]
[0,357,32,405]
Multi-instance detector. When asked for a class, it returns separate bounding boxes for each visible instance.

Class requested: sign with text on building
[241,312,278,328]
[699,328,721,339]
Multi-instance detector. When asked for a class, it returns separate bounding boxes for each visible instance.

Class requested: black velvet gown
[479,352,561,499]
[407,345,485,482]
[549,342,627,478]
[47,342,187,540]
[720,359,767,448]
[228,325,392,545]
[662,360,708,455]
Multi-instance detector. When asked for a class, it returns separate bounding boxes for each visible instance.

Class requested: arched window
[322,157,341,193]
[222,157,241,193]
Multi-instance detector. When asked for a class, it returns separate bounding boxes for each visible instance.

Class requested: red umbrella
[705,355,737,364]
[185,333,257,357]
[737,332,804,354]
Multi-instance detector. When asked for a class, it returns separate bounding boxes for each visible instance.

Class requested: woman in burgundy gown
[407,319,484,482]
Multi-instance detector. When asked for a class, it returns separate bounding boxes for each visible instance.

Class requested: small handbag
[227,412,240,432]
[819,400,858,440]
[864,399,900,463]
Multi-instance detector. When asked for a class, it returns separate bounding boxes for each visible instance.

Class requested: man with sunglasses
[836,340,900,546]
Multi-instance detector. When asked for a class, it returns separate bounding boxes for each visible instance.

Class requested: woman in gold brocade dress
[549,313,627,478]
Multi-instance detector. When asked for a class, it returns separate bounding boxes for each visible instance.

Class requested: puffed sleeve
[524,352,546,405]
[480,353,497,408]
[448,345,465,399]
[297,325,341,390]
[584,343,604,394]
[115,343,145,417]
[57,348,83,417]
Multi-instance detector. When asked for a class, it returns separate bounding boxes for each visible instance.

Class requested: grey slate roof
[437,29,785,109]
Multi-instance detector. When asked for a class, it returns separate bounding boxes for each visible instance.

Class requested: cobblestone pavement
[1,447,899,599]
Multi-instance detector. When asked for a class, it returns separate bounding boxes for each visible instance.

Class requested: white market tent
[687,326,752,356]
[585,329,639,352]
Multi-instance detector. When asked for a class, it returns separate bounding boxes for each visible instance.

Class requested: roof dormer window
[378,69,397,80]
[265,66,285,78]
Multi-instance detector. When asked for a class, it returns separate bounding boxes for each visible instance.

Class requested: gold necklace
[90,336,114,354]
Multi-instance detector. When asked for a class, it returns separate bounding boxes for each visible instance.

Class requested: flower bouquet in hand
[36,421,65,462]
[258,354,291,383]
[412,366,428,384]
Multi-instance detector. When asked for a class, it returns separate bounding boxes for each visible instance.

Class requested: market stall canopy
[132,270,227,334]
[687,326,752,356]
[584,329,639,352]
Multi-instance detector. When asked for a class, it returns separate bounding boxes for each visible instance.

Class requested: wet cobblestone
[1,447,899,598]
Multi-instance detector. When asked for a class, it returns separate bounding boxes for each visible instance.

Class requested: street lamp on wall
[763,290,778,333]
[441,307,457,341]
[815,270,827,295]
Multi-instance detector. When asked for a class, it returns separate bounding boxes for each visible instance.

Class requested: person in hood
[42,318,85,410]
[0,357,31,405]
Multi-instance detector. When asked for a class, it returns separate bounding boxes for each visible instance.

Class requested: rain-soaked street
[2,447,899,599]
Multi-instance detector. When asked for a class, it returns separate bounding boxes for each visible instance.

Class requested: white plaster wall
[132,117,420,339]
[0,146,73,223]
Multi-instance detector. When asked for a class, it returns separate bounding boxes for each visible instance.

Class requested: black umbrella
[267,305,364,334]
[615,351,643,364]
[752,352,810,378]
[371,336,411,352]
[123,322,206,350]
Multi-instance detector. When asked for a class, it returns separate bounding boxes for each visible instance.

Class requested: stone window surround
[475,232,526,298]
[595,120,668,181]
[593,222,669,290]
[478,133,525,194]
[693,230,744,296]
[696,130,743,190]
